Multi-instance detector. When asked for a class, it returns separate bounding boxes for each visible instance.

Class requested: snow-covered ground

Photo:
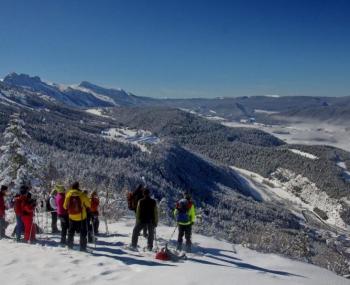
[289,149,318,160]
[254,109,279,114]
[0,217,348,285]
[337,161,350,183]
[85,108,111,118]
[222,121,350,152]
[70,85,117,106]
[231,166,348,230]
[102,128,160,152]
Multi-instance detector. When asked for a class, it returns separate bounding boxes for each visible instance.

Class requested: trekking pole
[28,214,35,244]
[165,224,178,248]
[35,208,41,240]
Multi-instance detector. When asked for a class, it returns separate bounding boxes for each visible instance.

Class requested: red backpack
[67,195,82,215]
[127,192,137,210]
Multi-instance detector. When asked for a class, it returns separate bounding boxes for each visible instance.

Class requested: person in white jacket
[48,190,59,233]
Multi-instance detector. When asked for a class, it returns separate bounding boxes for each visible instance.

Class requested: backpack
[46,196,54,212]
[127,188,144,211]
[126,192,136,210]
[176,198,190,223]
[67,195,82,215]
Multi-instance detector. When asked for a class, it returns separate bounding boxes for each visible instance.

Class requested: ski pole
[166,224,178,248]
[28,213,35,244]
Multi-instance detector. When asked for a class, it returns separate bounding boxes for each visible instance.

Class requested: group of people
[47,182,100,249]
[1,181,196,254]
[0,182,100,252]
[128,185,196,253]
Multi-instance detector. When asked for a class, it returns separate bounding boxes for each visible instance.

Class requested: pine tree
[0,113,42,192]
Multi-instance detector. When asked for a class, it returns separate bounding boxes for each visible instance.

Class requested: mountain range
[2,72,350,124]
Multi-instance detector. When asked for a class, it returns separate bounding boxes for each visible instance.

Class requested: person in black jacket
[131,188,158,251]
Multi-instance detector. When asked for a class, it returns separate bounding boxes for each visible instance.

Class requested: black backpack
[46,196,54,212]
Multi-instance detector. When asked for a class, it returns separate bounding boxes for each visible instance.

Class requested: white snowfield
[337,161,350,183]
[222,121,350,153]
[102,128,160,152]
[254,109,279,114]
[70,85,118,106]
[85,108,111,118]
[289,149,318,160]
[231,166,348,230]
[0,218,348,285]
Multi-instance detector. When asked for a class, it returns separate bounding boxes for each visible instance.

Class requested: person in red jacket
[0,185,9,239]
[14,185,28,241]
[90,191,100,236]
[21,192,36,243]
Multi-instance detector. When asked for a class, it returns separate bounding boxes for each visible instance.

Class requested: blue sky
[0,0,349,98]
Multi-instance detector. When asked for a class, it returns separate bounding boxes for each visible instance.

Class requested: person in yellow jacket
[63,182,91,251]
[174,192,196,253]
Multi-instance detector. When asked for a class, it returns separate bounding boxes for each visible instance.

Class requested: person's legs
[87,213,93,243]
[16,215,24,241]
[67,219,76,248]
[184,225,192,252]
[51,211,58,233]
[147,223,155,250]
[93,216,99,235]
[131,222,144,248]
[0,217,5,238]
[177,224,185,251]
[59,215,69,244]
[80,219,88,251]
[22,216,30,242]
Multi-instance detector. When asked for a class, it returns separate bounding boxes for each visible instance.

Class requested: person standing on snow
[127,184,148,237]
[47,189,59,233]
[131,188,158,251]
[13,185,28,242]
[55,184,68,245]
[174,192,196,253]
[22,191,37,243]
[0,185,9,239]
[63,182,91,251]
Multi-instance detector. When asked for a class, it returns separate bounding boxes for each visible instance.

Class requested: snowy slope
[0,217,348,285]
[231,166,349,231]
[102,128,160,152]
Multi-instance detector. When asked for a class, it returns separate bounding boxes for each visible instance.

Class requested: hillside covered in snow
[0,217,348,285]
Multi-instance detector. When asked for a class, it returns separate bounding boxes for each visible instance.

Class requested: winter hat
[71,181,80,190]
[184,192,192,200]
[143,188,150,196]
[0,185,8,192]
[20,185,29,195]
[55,184,65,193]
